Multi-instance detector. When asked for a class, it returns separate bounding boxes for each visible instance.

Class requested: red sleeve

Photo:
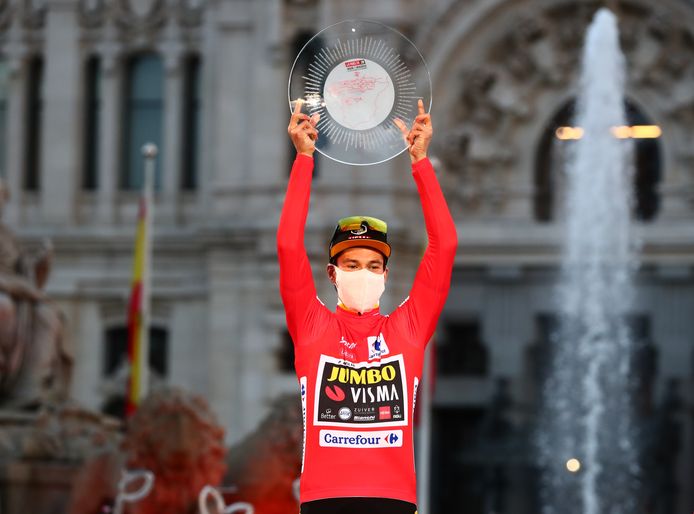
[277,154,331,345]
[391,157,458,346]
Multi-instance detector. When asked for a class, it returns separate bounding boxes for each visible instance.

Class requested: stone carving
[0,403,121,461]
[0,180,71,409]
[0,0,12,31]
[437,0,694,216]
[79,0,107,28]
[20,0,45,29]
[175,0,205,27]
[113,0,167,32]
[79,0,205,30]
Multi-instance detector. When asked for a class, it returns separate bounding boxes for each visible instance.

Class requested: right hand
[288,100,320,157]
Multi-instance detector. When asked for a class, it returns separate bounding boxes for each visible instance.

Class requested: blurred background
[0,0,692,513]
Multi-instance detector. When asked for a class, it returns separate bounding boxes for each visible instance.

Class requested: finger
[393,118,409,138]
[310,113,320,127]
[302,122,318,135]
[415,113,431,125]
[292,99,304,117]
[417,98,425,116]
[290,99,305,127]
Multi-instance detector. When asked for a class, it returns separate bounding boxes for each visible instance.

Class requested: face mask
[332,266,385,314]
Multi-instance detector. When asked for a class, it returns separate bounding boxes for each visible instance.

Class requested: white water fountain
[539,8,639,514]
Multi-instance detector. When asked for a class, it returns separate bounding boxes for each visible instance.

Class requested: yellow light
[555,126,584,140]
[611,125,631,139]
[566,458,581,473]
[630,125,661,138]
[555,125,662,140]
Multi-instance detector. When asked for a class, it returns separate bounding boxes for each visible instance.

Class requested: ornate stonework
[429,0,694,217]
[20,0,45,29]
[78,0,205,31]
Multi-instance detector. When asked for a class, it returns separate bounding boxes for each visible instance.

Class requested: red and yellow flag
[126,153,154,416]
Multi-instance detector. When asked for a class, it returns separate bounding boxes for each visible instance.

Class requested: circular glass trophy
[288,20,432,166]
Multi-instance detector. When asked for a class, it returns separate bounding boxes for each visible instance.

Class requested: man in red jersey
[278,98,457,514]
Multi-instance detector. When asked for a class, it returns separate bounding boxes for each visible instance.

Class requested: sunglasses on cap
[336,216,388,234]
[330,215,391,262]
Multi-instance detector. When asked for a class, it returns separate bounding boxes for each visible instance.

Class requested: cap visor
[330,240,391,259]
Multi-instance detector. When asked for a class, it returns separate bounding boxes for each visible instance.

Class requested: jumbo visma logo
[326,364,397,384]
[325,363,400,404]
[314,355,408,427]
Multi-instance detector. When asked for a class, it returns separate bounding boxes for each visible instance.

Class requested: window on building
[83,56,101,190]
[122,53,164,190]
[534,99,661,222]
[181,54,201,191]
[103,325,169,378]
[276,329,295,373]
[0,59,9,179]
[437,320,489,376]
[24,56,44,191]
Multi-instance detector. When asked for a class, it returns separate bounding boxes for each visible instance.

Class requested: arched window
[534,99,661,222]
[103,325,169,378]
[102,324,168,419]
[122,53,163,190]
[0,59,8,179]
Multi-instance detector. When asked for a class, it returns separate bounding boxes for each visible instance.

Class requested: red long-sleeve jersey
[277,154,457,504]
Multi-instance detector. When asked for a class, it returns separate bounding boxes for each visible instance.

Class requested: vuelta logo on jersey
[367,333,389,360]
[314,354,408,428]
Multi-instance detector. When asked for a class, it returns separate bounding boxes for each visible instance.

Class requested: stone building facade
[1,0,692,512]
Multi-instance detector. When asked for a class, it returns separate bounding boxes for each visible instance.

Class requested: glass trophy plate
[288,19,432,166]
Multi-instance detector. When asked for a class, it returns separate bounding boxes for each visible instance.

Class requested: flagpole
[125,142,157,416]
[139,143,157,401]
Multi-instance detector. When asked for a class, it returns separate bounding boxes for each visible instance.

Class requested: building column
[40,2,81,225]
[160,29,184,222]
[3,26,27,226]
[96,24,122,225]
[203,1,252,215]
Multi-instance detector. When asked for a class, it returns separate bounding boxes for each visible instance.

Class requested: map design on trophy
[289,20,432,165]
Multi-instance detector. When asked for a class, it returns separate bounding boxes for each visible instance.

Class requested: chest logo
[313,354,407,428]
[367,333,389,360]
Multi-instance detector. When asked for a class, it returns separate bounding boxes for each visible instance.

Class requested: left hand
[394,98,432,163]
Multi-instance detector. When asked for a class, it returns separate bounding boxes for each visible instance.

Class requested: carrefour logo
[319,429,403,448]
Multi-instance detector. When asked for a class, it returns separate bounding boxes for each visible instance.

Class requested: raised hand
[288,99,320,157]
[394,98,432,163]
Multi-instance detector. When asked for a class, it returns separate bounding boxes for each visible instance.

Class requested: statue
[0,178,72,408]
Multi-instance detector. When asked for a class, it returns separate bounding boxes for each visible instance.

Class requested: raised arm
[393,101,458,346]
[277,102,322,343]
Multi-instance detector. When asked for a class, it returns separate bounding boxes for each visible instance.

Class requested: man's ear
[384,267,389,284]
[326,263,337,285]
